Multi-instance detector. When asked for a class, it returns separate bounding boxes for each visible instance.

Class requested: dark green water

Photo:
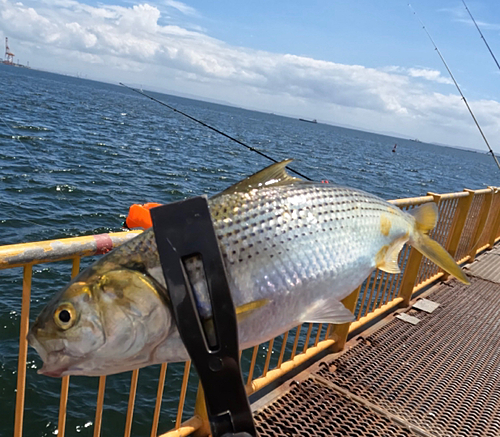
[1,63,498,437]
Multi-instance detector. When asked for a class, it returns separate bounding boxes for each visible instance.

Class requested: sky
[2,0,500,151]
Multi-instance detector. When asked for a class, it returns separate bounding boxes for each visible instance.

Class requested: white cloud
[440,5,500,31]
[456,18,500,31]
[164,0,197,16]
[2,0,500,149]
[407,68,453,85]
[383,66,453,85]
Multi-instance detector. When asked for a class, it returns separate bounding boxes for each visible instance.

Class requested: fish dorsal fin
[409,203,438,234]
[216,159,307,197]
[301,299,355,324]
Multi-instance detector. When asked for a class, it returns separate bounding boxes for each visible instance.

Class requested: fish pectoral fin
[202,298,269,346]
[235,298,270,322]
[203,298,269,329]
[302,299,355,324]
[376,237,407,274]
[214,160,310,198]
[202,298,269,337]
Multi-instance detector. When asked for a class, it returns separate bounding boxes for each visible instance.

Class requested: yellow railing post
[329,285,362,352]
[150,363,167,437]
[445,191,475,259]
[192,384,210,437]
[468,188,494,261]
[57,257,81,437]
[13,264,33,437]
[57,377,70,437]
[487,189,500,247]
[398,247,422,306]
[175,362,192,429]
[124,369,140,437]
[93,376,106,437]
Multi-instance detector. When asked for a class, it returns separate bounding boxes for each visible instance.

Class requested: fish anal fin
[302,299,355,325]
[376,236,407,274]
[215,160,308,197]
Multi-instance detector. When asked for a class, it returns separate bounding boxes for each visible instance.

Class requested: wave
[12,125,51,131]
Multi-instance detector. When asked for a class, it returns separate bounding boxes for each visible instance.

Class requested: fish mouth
[27,331,74,378]
[38,364,69,378]
[27,331,48,362]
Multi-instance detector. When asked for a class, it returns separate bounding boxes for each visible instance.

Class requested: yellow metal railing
[3,187,500,437]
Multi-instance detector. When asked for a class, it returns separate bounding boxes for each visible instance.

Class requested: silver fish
[28,160,468,377]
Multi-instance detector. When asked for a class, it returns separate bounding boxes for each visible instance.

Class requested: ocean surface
[1,63,499,437]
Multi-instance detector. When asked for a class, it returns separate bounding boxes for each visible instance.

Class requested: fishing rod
[119,83,313,181]
[462,0,500,73]
[408,4,500,170]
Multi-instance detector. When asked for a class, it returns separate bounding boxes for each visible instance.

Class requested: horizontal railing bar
[457,255,471,265]
[158,416,203,437]
[348,297,404,333]
[0,231,142,269]
[246,337,336,396]
[428,191,472,200]
[388,196,434,206]
[467,188,494,195]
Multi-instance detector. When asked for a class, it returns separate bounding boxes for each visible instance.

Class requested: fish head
[28,265,172,377]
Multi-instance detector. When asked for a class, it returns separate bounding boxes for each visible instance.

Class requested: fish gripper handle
[150,196,257,437]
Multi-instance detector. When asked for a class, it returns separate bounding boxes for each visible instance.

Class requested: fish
[28,160,469,377]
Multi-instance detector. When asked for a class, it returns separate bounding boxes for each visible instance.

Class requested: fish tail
[409,203,470,285]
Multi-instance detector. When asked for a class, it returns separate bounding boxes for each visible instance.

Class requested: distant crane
[4,37,14,64]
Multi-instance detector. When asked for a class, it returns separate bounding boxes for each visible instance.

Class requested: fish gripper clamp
[151,196,256,437]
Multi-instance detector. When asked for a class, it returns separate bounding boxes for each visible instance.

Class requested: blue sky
[2,0,500,150]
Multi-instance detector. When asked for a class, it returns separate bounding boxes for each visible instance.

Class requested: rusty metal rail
[3,187,500,437]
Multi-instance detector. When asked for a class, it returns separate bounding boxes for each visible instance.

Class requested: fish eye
[54,304,76,330]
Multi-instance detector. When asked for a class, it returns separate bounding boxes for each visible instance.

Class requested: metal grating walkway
[252,248,500,436]
[464,244,500,283]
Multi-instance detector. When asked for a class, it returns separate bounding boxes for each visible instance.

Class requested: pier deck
[252,245,500,437]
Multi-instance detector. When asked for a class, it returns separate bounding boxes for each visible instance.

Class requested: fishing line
[462,0,500,73]
[119,83,313,181]
[408,4,500,170]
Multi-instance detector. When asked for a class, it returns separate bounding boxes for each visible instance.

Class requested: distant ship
[299,118,317,124]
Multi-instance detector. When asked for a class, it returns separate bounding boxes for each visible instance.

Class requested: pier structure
[4,37,14,65]
[3,186,500,436]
